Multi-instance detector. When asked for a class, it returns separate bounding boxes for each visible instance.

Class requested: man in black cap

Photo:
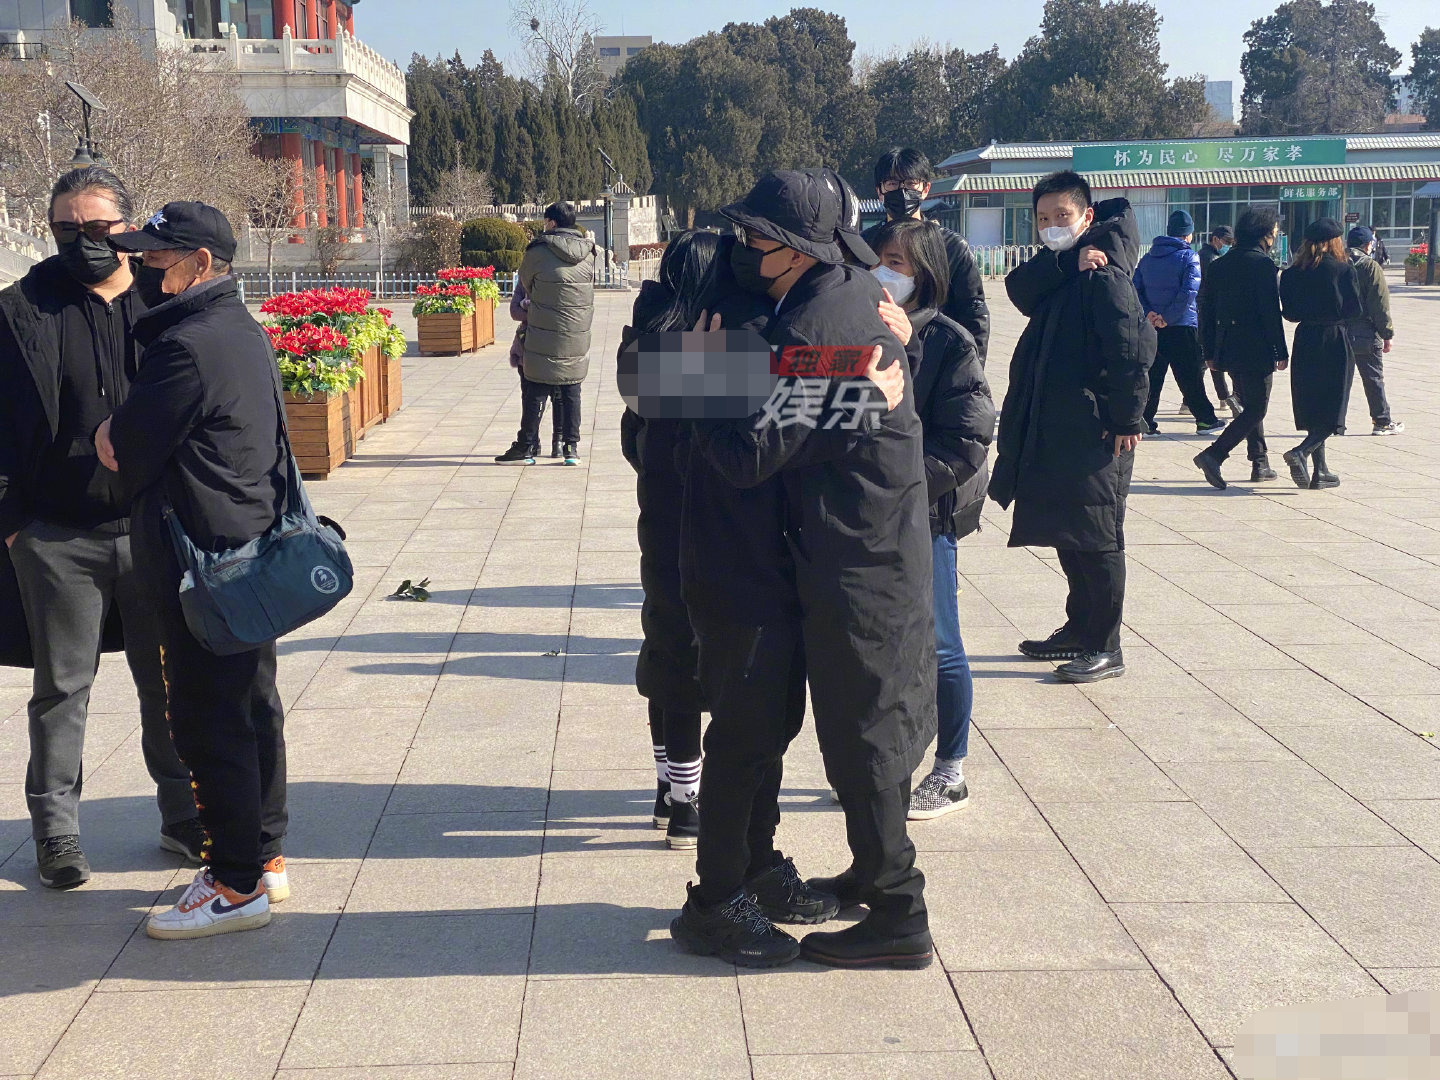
[672,168,937,970]
[96,201,290,939]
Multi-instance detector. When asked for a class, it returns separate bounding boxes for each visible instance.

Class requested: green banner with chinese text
[1073,139,1347,173]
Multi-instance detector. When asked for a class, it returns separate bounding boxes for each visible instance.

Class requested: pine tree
[524,92,561,201]
[1406,28,1440,129]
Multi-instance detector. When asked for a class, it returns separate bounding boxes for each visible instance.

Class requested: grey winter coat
[519,228,597,385]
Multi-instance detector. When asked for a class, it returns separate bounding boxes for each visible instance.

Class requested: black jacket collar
[134,276,238,346]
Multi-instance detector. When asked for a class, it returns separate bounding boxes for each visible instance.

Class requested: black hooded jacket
[989,199,1155,552]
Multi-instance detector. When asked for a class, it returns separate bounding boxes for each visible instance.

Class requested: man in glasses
[0,168,199,889]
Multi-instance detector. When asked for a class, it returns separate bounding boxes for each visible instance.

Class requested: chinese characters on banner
[1278,185,1343,201]
[1072,138,1348,173]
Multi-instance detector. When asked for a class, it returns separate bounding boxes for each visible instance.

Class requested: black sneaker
[1144,420,1160,436]
[1195,419,1226,436]
[670,884,800,967]
[494,442,535,464]
[37,835,91,890]
[666,796,699,850]
[1018,626,1084,661]
[907,774,969,820]
[805,866,866,910]
[799,919,934,970]
[745,856,839,924]
[159,817,208,865]
[562,443,581,466]
[652,782,670,829]
[1055,649,1126,683]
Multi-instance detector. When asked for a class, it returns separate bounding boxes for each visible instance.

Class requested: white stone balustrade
[194,25,408,114]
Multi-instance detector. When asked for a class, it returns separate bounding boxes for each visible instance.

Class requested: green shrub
[462,248,525,272]
[462,217,530,254]
[518,219,547,239]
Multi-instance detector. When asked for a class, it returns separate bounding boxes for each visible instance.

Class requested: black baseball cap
[720,168,877,267]
[111,200,237,262]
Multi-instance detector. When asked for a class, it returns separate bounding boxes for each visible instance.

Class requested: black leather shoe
[1309,447,1340,489]
[670,884,799,967]
[800,919,934,970]
[1282,448,1310,488]
[550,435,562,459]
[804,866,866,910]
[746,856,838,924]
[1250,457,1277,482]
[1192,449,1226,490]
[1019,626,1084,661]
[1054,649,1126,683]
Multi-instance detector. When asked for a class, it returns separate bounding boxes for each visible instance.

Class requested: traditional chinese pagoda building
[864,132,1440,257]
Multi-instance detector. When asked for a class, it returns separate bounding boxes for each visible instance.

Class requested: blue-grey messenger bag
[163,380,353,656]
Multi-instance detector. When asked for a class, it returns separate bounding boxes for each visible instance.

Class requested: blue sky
[360,0,1435,105]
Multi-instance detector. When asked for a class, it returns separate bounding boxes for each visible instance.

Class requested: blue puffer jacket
[1133,235,1200,329]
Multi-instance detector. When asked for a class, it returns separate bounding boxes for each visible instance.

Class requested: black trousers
[1056,548,1126,653]
[837,778,928,936]
[647,700,702,763]
[515,371,563,449]
[1145,326,1218,426]
[1209,366,1232,402]
[519,377,581,448]
[1209,370,1271,463]
[153,579,287,894]
[692,618,806,907]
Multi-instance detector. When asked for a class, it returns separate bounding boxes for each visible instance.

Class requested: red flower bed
[437,266,495,281]
[259,287,371,319]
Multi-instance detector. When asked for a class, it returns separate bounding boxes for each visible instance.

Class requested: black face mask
[56,234,122,286]
[730,242,788,296]
[133,264,172,308]
[883,187,924,219]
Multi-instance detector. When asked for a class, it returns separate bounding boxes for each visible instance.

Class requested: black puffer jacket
[904,308,994,538]
[990,199,1155,552]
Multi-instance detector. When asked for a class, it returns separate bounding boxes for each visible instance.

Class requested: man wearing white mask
[989,172,1154,683]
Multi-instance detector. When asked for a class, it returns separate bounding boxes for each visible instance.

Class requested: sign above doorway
[1279,185,1343,200]
[1073,138,1347,173]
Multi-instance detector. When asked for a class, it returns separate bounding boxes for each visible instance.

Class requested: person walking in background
[99,202,290,939]
[1372,231,1390,267]
[0,168,198,890]
[991,172,1154,685]
[1344,226,1402,437]
[1134,210,1225,437]
[496,278,564,463]
[497,202,596,466]
[862,147,991,363]
[1278,219,1364,490]
[1198,224,1242,419]
[1192,208,1288,490]
[869,218,993,820]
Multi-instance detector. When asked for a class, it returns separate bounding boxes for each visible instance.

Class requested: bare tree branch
[508,0,606,106]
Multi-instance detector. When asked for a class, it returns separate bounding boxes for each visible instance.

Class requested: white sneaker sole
[908,796,970,821]
[666,834,698,850]
[146,908,271,940]
[652,815,669,829]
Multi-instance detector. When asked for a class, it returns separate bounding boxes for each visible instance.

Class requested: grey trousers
[1344,321,1392,426]
[8,520,194,840]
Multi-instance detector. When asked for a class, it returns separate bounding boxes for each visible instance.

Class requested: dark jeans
[1209,370,1272,463]
[692,618,806,906]
[1056,548,1126,653]
[837,778,928,936]
[931,533,971,762]
[8,521,193,840]
[1345,322,1392,425]
[1145,326,1218,426]
[516,371,563,450]
[151,567,287,894]
[520,377,581,448]
[647,700,702,763]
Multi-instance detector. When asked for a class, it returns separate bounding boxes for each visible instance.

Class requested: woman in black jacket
[869,218,994,820]
[1192,207,1288,489]
[1279,219,1364,489]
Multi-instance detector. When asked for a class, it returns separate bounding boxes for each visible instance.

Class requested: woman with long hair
[869,218,994,820]
[1279,219,1364,488]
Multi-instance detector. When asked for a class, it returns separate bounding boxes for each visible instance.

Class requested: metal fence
[235,270,520,302]
[971,245,1042,279]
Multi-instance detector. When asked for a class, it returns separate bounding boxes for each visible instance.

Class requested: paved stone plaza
[2,273,1439,1079]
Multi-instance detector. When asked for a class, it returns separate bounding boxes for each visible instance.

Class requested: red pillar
[279,132,305,228]
[350,153,364,226]
[333,147,349,228]
[304,0,318,39]
[272,0,294,35]
[312,143,328,227]
[325,0,337,37]
[342,3,353,34]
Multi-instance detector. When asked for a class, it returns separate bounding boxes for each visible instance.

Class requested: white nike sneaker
[262,855,290,903]
[147,867,270,940]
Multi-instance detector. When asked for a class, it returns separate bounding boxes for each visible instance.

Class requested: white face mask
[872,264,915,305]
[1040,220,1085,252]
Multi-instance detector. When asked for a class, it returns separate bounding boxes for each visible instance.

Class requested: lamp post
[598,146,615,286]
[64,81,107,169]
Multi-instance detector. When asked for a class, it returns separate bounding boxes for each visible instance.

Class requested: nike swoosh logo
[210,894,261,915]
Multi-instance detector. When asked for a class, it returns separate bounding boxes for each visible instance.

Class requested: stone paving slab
[2,272,1439,1077]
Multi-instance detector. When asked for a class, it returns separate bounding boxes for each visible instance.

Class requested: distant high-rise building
[595,35,652,79]
[1393,76,1417,115]
[1204,81,1234,124]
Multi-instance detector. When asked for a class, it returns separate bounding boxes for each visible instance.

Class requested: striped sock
[668,757,701,804]
[652,745,668,786]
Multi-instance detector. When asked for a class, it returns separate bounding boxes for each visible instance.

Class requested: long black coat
[620,281,702,712]
[990,199,1155,552]
[1280,255,1363,433]
[904,308,994,538]
[1198,244,1288,376]
[695,262,936,792]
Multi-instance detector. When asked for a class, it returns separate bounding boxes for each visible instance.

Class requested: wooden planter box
[381,351,403,418]
[1404,264,1428,284]
[355,344,384,433]
[417,311,476,356]
[471,300,496,348]
[285,390,359,479]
